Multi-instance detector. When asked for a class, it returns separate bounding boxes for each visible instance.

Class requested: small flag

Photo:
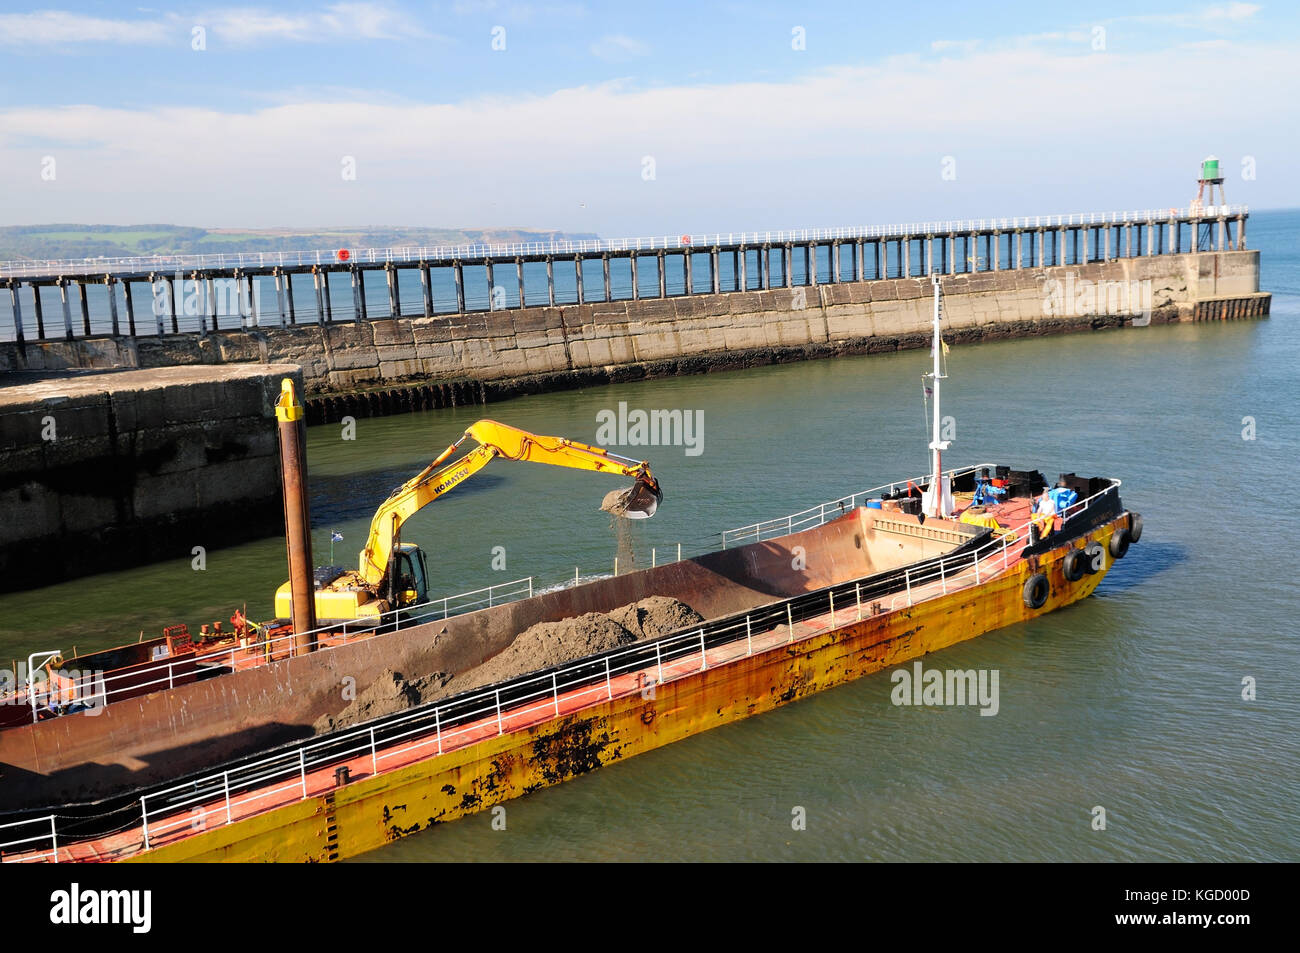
[941,340,950,356]
[331,532,343,542]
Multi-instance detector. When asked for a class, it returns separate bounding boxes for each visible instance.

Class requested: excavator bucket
[601,479,662,520]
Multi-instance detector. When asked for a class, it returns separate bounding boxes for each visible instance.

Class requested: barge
[0,277,1142,863]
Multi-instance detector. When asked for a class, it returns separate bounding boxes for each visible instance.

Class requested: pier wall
[0,252,1266,420]
[0,365,301,591]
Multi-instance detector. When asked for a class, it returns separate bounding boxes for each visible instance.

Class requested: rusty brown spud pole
[275,378,317,653]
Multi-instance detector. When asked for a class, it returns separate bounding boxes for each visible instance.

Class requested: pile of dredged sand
[314,596,702,734]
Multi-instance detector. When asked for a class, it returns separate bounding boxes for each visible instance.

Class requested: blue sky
[0,1,1296,234]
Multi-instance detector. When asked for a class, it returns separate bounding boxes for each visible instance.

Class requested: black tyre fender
[1109,528,1131,559]
[1129,512,1144,543]
[1023,573,1050,609]
[1083,541,1106,574]
[1062,549,1086,582]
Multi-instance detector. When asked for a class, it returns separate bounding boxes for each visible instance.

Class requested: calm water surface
[3,211,1296,862]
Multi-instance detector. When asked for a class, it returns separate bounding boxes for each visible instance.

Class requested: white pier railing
[0,206,1250,279]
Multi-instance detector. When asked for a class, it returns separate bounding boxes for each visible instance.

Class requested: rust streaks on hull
[127,515,1126,864]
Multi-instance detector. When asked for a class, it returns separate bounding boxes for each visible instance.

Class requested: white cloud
[0,11,172,45]
[0,41,1292,231]
[451,1,586,20]
[202,3,429,44]
[0,3,429,47]
[1203,2,1262,22]
[931,39,979,53]
[1113,3,1262,32]
[590,34,648,62]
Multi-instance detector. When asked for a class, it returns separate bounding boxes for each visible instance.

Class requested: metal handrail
[720,461,1000,547]
[130,475,1121,855]
[132,476,1119,852]
[0,207,1249,278]
[2,466,1108,718]
[2,473,1123,862]
[0,816,58,863]
[3,577,536,719]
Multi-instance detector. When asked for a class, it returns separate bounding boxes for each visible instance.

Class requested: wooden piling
[9,283,24,345]
[105,276,119,336]
[386,265,399,318]
[32,283,45,339]
[246,273,259,326]
[313,269,326,324]
[420,264,433,317]
[275,269,288,328]
[285,271,297,324]
[59,279,73,340]
[77,281,90,336]
[195,273,208,333]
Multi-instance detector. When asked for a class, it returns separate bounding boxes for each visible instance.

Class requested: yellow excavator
[273,420,662,624]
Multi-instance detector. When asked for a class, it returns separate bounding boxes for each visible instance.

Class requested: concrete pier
[0,207,1253,341]
[0,247,1268,413]
[0,365,302,591]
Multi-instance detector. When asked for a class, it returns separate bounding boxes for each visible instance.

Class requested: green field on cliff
[0,224,597,261]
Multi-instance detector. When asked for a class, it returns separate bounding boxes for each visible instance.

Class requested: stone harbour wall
[0,365,302,591]
[0,252,1265,408]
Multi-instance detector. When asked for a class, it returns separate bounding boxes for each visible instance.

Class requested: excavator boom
[355,420,661,587]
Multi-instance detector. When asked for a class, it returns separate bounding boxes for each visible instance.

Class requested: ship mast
[925,274,951,518]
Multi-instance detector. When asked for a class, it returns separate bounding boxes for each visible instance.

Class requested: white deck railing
[0,473,1123,863]
[0,576,536,723]
[720,461,999,547]
[1,465,1106,723]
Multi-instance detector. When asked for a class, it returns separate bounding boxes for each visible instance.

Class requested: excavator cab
[391,544,430,609]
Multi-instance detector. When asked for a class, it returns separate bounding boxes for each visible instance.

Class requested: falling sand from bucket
[599,488,641,570]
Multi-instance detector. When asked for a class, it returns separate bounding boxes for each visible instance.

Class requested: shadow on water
[1097,540,1187,594]
[309,468,509,524]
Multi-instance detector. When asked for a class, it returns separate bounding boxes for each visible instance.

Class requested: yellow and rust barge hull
[132,515,1127,864]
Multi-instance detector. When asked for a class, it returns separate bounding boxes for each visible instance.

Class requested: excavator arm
[355,420,661,587]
